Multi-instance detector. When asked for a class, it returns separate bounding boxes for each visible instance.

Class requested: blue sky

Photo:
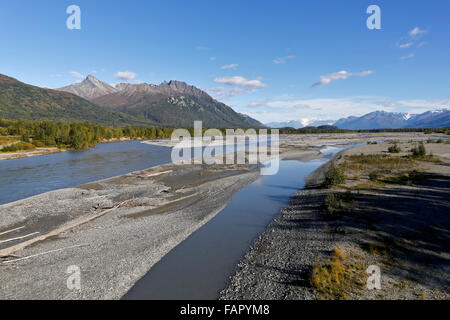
[1,0,449,124]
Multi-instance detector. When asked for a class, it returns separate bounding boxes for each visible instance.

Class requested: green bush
[388,143,401,153]
[325,164,346,186]
[411,142,426,157]
[369,171,380,181]
[325,193,341,213]
[1,142,35,152]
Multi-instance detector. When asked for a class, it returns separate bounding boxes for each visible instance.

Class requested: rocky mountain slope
[0,74,149,126]
[58,75,118,100]
[61,76,264,128]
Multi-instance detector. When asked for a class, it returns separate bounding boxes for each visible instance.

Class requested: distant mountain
[334,110,450,129]
[85,77,264,128]
[238,113,265,128]
[266,119,334,129]
[58,75,118,100]
[0,74,149,126]
[0,74,263,128]
[405,110,450,128]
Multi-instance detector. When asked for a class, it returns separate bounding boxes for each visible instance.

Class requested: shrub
[1,142,35,152]
[410,142,426,157]
[31,140,46,147]
[387,143,401,153]
[325,164,346,186]
[369,171,380,181]
[325,193,341,213]
[311,247,364,300]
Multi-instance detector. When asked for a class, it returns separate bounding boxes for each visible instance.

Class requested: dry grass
[0,136,19,145]
[311,247,365,299]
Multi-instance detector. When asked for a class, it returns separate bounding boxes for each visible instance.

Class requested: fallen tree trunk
[0,201,127,258]
[0,232,39,244]
[2,244,88,264]
[0,226,25,237]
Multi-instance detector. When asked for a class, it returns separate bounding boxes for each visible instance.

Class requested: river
[0,141,171,205]
[123,146,345,299]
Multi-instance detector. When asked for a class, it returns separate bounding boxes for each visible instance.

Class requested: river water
[0,141,171,205]
[123,145,345,300]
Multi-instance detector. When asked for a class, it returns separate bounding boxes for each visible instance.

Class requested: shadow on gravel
[322,173,450,292]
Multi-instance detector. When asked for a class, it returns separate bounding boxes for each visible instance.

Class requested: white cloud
[209,57,216,61]
[207,87,248,100]
[273,55,295,64]
[396,27,428,55]
[69,71,84,79]
[114,71,136,81]
[221,64,239,70]
[417,41,428,48]
[245,96,450,124]
[400,53,415,60]
[398,42,414,49]
[214,76,268,89]
[311,70,374,87]
[396,99,450,109]
[409,27,427,37]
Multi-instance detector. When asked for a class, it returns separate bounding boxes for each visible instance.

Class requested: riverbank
[0,147,62,160]
[220,140,450,300]
[0,137,140,161]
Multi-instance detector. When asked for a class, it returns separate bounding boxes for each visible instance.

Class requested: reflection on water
[0,141,171,205]
[0,138,278,205]
[124,146,348,300]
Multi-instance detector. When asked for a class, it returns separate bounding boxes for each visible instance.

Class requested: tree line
[0,119,175,150]
[1,118,448,151]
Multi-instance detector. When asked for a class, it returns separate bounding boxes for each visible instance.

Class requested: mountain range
[2,73,448,130]
[0,74,148,126]
[57,75,264,128]
[267,110,450,129]
[334,110,450,129]
[0,74,264,128]
[266,119,334,129]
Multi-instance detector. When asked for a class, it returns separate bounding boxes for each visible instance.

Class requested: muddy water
[124,146,345,300]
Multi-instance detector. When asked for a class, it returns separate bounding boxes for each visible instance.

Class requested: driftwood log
[0,200,128,258]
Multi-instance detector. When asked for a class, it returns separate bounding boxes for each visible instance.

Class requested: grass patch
[311,247,365,300]
[378,170,435,185]
[346,154,412,168]
[0,141,35,153]
[0,136,19,145]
